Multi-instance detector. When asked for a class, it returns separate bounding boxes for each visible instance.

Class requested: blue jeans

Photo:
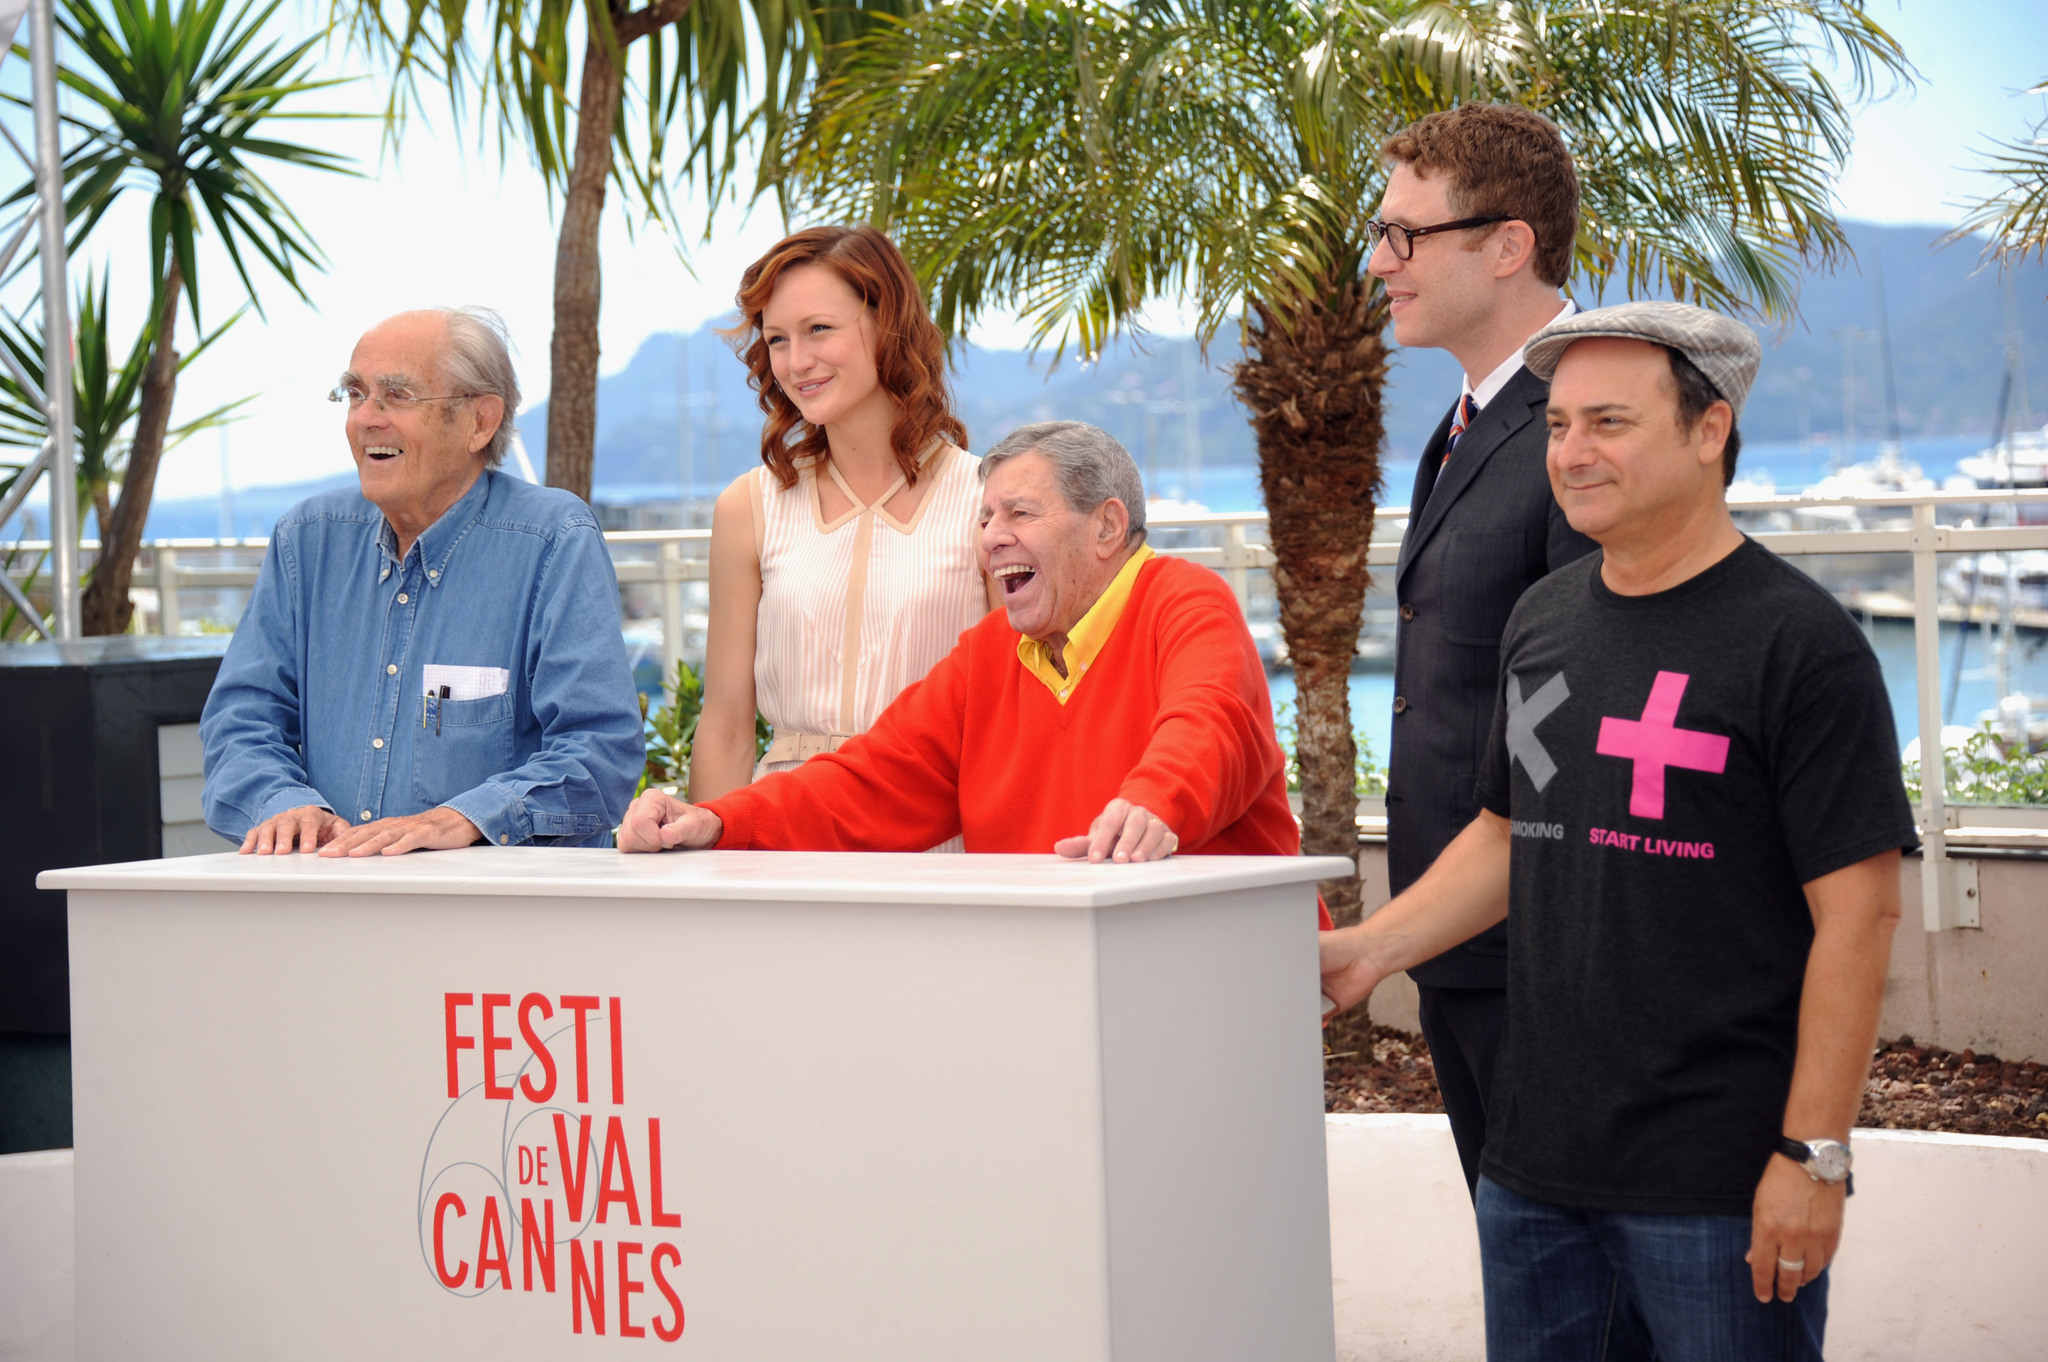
[1476,1176,1827,1362]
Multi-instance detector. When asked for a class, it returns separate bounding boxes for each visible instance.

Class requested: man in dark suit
[1374,104,1597,1197]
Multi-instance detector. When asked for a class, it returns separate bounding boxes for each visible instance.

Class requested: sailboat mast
[1872,253,1905,449]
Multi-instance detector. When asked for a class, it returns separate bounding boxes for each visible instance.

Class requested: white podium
[44,848,1347,1361]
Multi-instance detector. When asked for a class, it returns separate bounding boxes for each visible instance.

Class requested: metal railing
[10,485,2048,930]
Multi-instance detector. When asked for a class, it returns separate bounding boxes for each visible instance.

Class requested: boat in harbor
[1940,551,2048,614]
[1949,421,2048,490]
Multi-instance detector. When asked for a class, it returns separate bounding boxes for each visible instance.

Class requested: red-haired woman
[689,225,998,813]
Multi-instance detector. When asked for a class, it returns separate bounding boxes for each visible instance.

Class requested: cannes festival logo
[417,993,686,1342]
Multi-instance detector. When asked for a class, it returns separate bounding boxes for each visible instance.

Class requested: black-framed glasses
[328,383,478,412]
[1365,214,1513,260]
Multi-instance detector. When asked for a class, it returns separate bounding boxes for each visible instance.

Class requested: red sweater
[705,555,1305,865]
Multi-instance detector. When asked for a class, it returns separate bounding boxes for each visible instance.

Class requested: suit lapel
[1396,366,1547,588]
[1396,403,1458,580]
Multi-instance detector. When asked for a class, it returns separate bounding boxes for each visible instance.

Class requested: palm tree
[0,270,245,639]
[0,270,245,532]
[1950,77,2048,272]
[784,0,1911,921]
[336,0,920,501]
[13,0,355,634]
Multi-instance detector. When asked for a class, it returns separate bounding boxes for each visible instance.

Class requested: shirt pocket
[1441,528,1529,647]
[414,690,517,808]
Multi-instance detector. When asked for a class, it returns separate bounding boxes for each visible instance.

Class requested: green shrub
[1902,722,2048,806]
[636,661,772,798]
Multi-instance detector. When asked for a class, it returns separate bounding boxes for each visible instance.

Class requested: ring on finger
[1776,1256,1806,1272]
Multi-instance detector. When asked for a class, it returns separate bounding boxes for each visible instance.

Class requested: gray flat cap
[1523,301,1762,415]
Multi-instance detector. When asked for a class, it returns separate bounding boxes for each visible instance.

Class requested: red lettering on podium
[560,996,600,1103]
[650,1244,685,1341]
[433,1192,468,1288]
[554,1113,594,1220]
[476,1196,511,1290]
[517,993,556,1102]
[426,987,687,1339]
[609,997,625,1105]
[571,1239,605,1335]
[520,1198,555,1293]
[443,994,475,1097]
[597,1115,642,1225]
[648,1118,680,1228]
[480,994,513,1099]
[616,1242,646,1338]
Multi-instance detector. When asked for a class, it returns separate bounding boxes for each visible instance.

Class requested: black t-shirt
[1472,539,1918,1215]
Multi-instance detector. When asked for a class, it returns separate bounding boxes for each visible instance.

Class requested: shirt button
[1059,688,1069,699]
[396,592,409,604]
[1399,603,1416,622]
[1393,695,1409,714]
[386,664,398,675]
[379,568,389,581]
[372,738,384,749]
[360,810,373,821]
[428,569,440,580]
[499,834,509,845]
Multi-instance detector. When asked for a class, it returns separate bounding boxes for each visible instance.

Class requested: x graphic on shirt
[1506,671,1570,791]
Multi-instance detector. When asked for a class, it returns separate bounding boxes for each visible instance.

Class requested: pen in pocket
[421,683,452,734]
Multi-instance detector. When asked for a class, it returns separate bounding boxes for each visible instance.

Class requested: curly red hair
[725,224,967,490]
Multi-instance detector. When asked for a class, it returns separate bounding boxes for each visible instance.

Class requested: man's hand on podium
[316,807,484,857]
[241,805,351,854]
[1054,798,1179,864]
[618,789,724,853]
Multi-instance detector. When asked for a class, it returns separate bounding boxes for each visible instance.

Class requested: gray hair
[979,420,1147,546]
[435,306,521,468]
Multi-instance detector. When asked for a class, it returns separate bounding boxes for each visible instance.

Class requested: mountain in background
[526,220,2048,492]
[139,220,2048,537]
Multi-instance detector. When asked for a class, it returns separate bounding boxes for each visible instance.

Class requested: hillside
[133,220,2048,538]
[523,221,2047,496]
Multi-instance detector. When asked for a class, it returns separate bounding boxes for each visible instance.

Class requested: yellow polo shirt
[1016,545,1156,704]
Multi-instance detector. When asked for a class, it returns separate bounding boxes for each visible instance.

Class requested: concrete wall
[1353,845,2048,1061]
[1327,1114,2048,1362]
[1882,856,2048,1059]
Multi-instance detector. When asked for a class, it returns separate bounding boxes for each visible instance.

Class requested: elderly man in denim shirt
[200,307,642,854]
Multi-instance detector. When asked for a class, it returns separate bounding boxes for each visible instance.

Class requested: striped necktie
[1443,392,1480,463]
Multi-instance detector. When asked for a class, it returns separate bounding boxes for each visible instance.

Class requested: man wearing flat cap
[1320,301,1916,1359]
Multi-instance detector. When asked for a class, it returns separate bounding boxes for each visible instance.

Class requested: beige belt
[760,731,853,765]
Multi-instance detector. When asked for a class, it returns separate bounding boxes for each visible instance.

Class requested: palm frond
[3,0,362,327]
[331,0,919,236]
[787,0,1916,349]
[1945,78,2048,272]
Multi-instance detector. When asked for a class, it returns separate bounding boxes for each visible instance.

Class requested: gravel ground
[1324,1025,2048,1142]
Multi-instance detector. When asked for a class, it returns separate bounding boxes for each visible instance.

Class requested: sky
[1,0,2044,505]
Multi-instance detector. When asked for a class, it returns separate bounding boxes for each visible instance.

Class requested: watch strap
[1777,1136,1855,1195]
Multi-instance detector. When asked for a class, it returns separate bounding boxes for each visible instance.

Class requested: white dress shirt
[1461,298,1579,413]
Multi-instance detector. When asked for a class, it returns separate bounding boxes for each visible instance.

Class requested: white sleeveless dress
[742,444,988,848]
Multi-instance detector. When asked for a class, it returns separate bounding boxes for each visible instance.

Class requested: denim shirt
[200,470,642,846]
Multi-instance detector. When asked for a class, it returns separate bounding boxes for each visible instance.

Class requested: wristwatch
[1777,1136,1853,1184]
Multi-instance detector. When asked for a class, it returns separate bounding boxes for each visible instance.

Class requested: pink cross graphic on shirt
[1595,671,1730,819]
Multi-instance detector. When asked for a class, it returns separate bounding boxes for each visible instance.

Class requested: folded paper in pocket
[422,664,511,702]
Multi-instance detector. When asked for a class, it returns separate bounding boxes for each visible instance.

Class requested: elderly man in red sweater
[619,420,1315,887]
